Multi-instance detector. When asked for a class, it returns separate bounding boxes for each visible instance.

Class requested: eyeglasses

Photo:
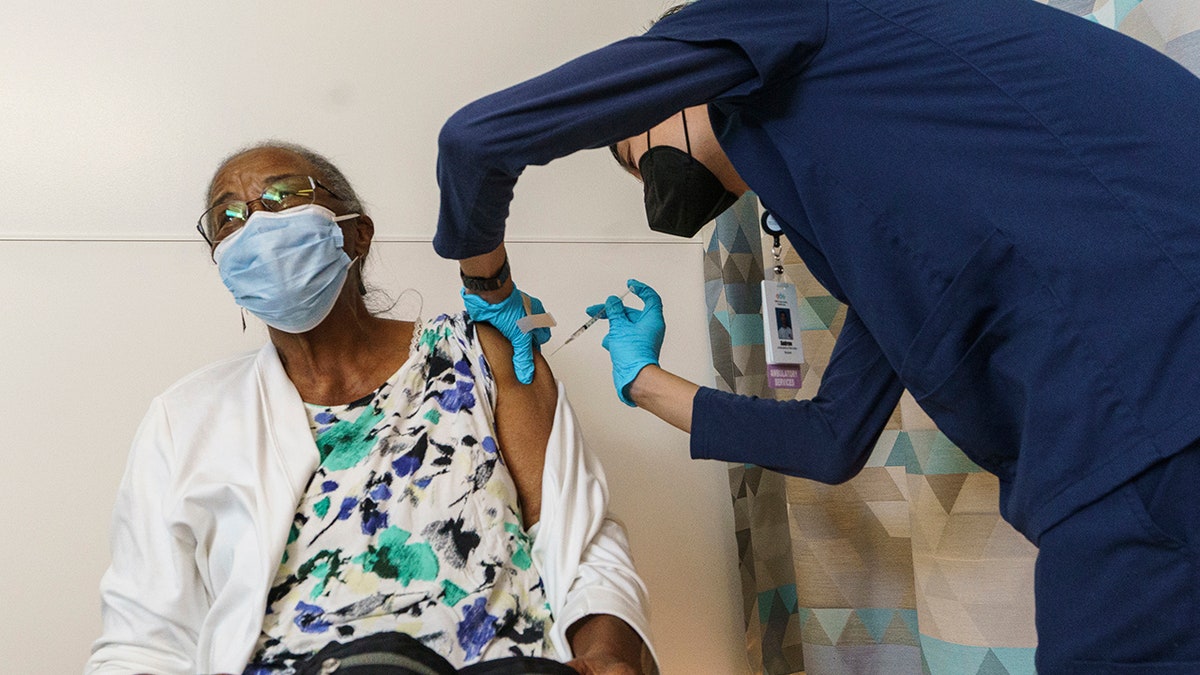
[196,175,348,247]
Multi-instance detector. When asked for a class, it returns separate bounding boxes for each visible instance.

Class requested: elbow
[800,413,875,485]
[438,100,504,170]
[758,436,865,486]
[814,454,868,485]
[811,461,859,482]
[438,106,478,165]
[802,457,860,486]
[815,426,881,485]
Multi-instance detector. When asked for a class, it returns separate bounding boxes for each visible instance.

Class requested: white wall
[0,3,748,674]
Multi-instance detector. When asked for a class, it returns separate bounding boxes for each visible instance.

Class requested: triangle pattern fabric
[976,649,1013,675]
[925,433,984,474]
[925,473,970,515]
[837,611,878,646]
[992,647,1037,675]
[882,611,922,648]
[886,431,919,473]
[855,608,894,644]
[812,608,853,644]
[920,635,988,675]
[802,611,835,646]
[807,295,841,329]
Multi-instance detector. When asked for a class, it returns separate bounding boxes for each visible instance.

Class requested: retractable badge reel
[760,212,804,389]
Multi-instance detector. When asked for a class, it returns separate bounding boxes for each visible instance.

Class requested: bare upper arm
[474,323,558,526]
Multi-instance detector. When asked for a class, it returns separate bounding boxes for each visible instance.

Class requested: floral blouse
[243,314,555,674]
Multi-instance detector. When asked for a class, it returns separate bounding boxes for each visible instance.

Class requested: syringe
[547,289,633,356]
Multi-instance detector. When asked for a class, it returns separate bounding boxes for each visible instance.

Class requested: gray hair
[205,140,365,215]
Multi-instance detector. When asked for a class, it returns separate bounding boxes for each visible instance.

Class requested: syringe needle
[548,318,597,357]
[547,288,633,357]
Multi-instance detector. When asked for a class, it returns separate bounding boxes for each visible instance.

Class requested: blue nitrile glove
[585,279,665,407]
[461,285,552,384]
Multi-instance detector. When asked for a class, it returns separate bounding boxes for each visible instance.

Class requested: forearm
[626,365,699,433]
[567,614,645,674]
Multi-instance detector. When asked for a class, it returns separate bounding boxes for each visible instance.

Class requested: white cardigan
[87,342,657,675]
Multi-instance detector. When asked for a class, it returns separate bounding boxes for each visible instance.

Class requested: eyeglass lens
[200,175,318,244]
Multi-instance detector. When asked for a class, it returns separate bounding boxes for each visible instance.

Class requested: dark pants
[294,633,579,675]
[1035,441,1200,673]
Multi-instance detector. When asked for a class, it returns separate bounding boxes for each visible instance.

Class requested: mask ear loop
[681,108,693,155]
[395,288,424,322]
[354,257,367,295]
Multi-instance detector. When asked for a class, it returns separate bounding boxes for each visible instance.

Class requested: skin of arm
[475,324,646,673]
[625,365,698,433]
[475,322,556,524]
[565,614,646,675]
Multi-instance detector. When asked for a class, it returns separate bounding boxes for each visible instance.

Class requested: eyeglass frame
[195,174,353,249]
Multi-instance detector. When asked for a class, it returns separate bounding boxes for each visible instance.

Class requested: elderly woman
[86,143,655,675]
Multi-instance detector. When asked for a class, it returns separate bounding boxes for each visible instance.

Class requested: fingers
[626,278,662,313]
[604,295,628,322]
[585,303,607,318]
[510,332,536,384]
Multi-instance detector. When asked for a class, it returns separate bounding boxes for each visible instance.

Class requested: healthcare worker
[435,0,1200,670]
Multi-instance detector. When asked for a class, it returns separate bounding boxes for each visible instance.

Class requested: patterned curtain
[705,7,1199,673]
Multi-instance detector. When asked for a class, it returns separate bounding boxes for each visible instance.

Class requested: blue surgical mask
[213,204,359,333]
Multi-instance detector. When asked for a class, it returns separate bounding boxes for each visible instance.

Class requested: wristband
[460,256,510,292]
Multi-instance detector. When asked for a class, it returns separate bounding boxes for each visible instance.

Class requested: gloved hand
[585,279,665,407]
[461,285,552,384]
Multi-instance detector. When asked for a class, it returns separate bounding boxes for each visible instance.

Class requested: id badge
[761,279,804,388]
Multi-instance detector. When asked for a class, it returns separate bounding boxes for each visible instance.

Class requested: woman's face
[206,147,371,259]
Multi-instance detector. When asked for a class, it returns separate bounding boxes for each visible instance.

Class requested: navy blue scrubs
[436,0,1200,667]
